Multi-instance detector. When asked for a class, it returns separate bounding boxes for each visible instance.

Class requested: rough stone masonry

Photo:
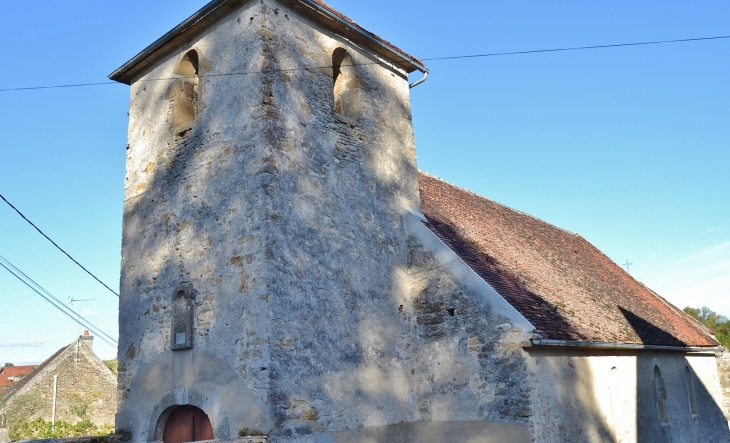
[110,1,730,442]
[113,0,533,442]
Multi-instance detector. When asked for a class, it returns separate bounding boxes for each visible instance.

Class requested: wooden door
[163,405,214,443]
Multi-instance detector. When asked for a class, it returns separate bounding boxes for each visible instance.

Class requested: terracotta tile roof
[418,172,718,347]
[0,374,12,388]
[0,365,37,378]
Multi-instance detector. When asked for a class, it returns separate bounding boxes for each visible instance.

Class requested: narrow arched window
[171,283,195,350]
[169,50,200,132]
[332,48,360,120]
[684,366,698,419]
[653,365,669,424]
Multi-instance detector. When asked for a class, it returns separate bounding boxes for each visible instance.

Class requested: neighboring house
[0,332,116,433]
[0,376,11,396]
[108,1,730,442]
[0,366,37,385]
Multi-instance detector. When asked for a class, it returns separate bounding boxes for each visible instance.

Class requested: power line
[0,193,120,297]
[420,35,730,61]
[0,255,118,347]
[0,81,117,92]
[0,255,117,346]
[1,34,728,92]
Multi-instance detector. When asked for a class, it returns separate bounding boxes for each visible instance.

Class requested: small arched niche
[332,48,361,121]
[171,283,195,350]
[169,50,200,132]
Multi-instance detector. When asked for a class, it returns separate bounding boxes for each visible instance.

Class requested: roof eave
[109,0,239,84]
[530,339,721,354]
[109,0,427,85]
[295,0,427,74]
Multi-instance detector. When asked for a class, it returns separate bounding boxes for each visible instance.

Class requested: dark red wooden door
[163,405,214,443]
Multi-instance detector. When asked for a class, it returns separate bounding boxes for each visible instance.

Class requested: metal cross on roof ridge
[623,260,633,273]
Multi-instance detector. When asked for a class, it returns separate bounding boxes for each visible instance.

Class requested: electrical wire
[0,81,117,92]
[0,255,117,345]
[0,193,120,297]
[420,35,730,61]
[0,255,117,344]
[0,256,118,347]
[1,34,728,92]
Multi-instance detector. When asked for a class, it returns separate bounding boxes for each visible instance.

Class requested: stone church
[109,1,730,442]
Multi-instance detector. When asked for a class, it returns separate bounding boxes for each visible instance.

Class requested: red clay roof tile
[0,374,12,388]
[0,365,37,378]
[418,172,718,347]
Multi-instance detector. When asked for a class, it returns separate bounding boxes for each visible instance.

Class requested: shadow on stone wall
[524,347,617,443]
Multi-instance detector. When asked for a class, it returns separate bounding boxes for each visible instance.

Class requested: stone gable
[1,338,116,430]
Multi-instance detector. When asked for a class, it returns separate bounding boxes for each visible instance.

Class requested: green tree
[684,306,730,349]
[3,363,14,367]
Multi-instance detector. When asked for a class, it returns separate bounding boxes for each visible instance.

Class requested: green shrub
[9,417,114,440]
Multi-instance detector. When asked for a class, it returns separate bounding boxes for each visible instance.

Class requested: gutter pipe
[408,71,428,89]
[531,338,721,354]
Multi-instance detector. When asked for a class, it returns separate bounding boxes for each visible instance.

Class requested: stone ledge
[13,437,268,443]
[154,440,268,443]
[15,434,130,443]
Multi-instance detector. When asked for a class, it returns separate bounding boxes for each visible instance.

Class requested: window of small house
[684,366,698,419]
[169,50,200,132]
[171,283,195,350]
[332,48,360,120]
[653,365,669,424]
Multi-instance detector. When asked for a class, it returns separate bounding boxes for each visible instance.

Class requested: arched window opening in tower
[170,50,200,132]
[332,48,361,121]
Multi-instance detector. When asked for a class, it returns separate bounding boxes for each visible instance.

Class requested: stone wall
[110,0,567,441]
[402,237,532,425]
[2,341,116,429]
[13,434,129,443]
[116,1,539,441]
[527,348,729,443]
[717,349,730,422]
[12,437,267,443]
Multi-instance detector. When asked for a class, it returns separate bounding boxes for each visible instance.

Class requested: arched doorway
[162,405,214,443]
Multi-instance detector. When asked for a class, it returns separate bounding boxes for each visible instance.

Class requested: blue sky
[1,0,728,364]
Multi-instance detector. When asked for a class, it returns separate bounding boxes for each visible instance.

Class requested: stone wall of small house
[3,342,116,428]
